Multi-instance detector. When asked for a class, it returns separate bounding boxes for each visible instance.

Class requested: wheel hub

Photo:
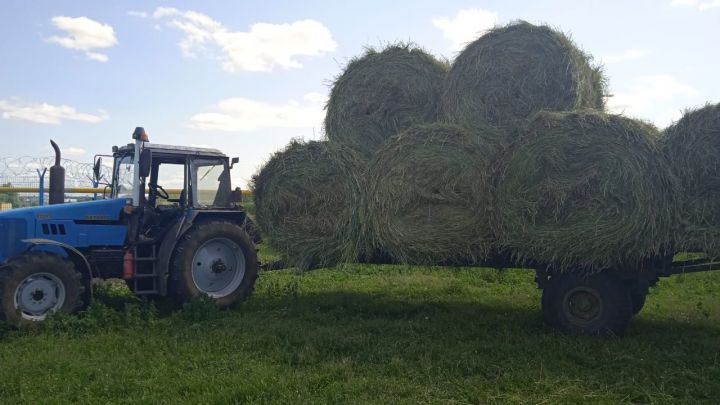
[14,273,66,320]
[211,259,229,274]
[32,288,47,302]
[563,287,603,324]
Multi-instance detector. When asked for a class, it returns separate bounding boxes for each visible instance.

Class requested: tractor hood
[0,199,130,264]
[0,198,129,221]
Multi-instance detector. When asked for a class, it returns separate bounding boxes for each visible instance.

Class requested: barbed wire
[0,156,112,188]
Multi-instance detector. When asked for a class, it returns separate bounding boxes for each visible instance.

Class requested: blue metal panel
[74,223,128,247]
[0,198,129,221]
[0,218,27,264]
[0,198,130,263]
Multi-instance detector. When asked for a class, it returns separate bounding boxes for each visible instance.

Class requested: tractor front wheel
[0,252,85,324]
[170,220,258,308]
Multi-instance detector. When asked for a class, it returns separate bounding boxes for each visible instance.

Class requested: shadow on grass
[240,288,720,347]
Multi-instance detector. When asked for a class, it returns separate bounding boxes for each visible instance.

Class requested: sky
[1,0,719,188]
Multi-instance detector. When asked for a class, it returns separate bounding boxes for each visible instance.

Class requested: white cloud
[607,75,701,127]
[190,92,325,131]
[85,51,109,62]
[63,147,87,157]
[432,8,498,51]
[0,99,108,125]
[670,0,720,9]
[127,11,149,18]
[699,0,720,9]
[302,92,328,104]
[152,7,337,72]
[47,16,117,62]
[601,48,650,64]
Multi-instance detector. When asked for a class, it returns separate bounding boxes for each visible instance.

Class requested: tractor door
[143,156,188,239]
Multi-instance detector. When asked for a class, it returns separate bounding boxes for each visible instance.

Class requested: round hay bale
[252,140,366,270]
[364,123,499,265]
[325,43,449,156]
[494,110,675,270]
[663,103,720,256]
[443,21,606,133]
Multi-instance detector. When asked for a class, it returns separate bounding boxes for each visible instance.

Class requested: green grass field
[1,248,719,403]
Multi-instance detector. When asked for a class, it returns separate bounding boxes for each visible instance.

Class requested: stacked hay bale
[442,21,606,137]
[325,43,449,157]
[251,140,365,270]
[364,123,499,265]
[494,111,677,270]
[253,44,449,269]
[253,20,690,271]
[662,103,720,257]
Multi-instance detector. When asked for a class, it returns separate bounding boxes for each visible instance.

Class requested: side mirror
[230,187,243,203]
[139,149,152,179]
[230,157,239,169]
[93,157,102,182]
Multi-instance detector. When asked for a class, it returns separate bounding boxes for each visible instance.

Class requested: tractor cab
[109,141,240,211]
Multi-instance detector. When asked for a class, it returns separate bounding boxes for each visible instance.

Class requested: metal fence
[0,156,253,211]
[0,157,110,209]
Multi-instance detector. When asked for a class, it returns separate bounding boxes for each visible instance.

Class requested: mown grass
[0,252,719,403]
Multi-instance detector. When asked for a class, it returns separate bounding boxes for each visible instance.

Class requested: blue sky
[1,0,719,187]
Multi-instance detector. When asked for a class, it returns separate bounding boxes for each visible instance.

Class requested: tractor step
[132,245,160,295]
[134,289,159,295]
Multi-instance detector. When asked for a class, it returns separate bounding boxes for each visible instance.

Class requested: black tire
[0,252,84,324]
[541,280,558,328]
[243,216,262,245]
[626,281,648,315]
[170,220,258,308]
[543,271,633,337]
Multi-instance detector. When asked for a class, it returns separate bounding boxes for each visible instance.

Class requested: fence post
[36,168,47,207]
[92,177,99,201]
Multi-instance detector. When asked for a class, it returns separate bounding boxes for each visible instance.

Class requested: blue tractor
[0,128,260,323]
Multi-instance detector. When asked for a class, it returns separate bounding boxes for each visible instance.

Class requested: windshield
[113,154,135,198]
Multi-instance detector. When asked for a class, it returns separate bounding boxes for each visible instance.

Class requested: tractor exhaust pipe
[49,140,65,205]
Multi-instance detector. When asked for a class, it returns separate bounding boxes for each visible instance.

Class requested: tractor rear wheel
[170,220,258,308]
[542,271,633,337]
[0,252,84,324]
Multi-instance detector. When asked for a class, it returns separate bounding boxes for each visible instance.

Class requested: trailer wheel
[626,281,648,315]
[543,271,632,337]
[0,252,84,324]
[541,279,559,327]
[170,220,258,308]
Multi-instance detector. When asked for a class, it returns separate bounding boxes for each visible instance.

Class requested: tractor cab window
[152,162,186,207]
[191,159,231,207]
[113,155,135,199]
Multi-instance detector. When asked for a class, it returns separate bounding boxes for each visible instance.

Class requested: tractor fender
[156,221,182,296]
[176,210,247,238]
[21,238,94,303]
[155,210,249,296]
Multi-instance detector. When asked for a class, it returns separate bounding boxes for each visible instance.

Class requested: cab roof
[115,143,226,158]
